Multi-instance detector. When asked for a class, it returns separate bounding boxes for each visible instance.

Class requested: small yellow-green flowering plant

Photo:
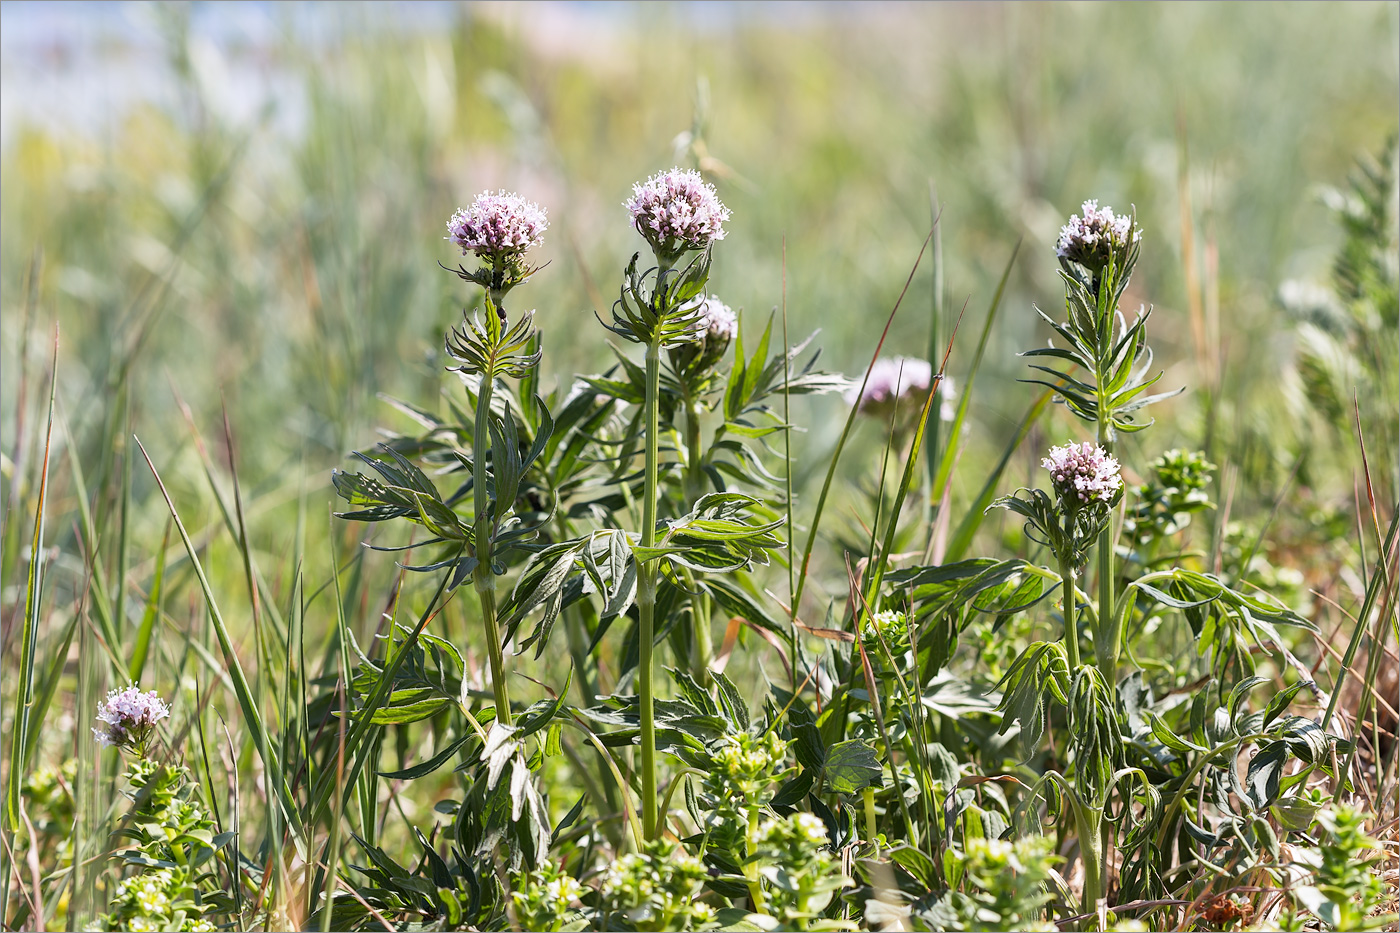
[90,688,225,933]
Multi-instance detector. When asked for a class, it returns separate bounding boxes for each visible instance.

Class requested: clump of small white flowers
[99,867,213,932]
[598,839,716,931]
[93,686,169,755]
[672,294,738,375]
[865,609,911,657]
[511,862,585,932]
[753,813,852,926]
[446,190,548,262]
[1042,441,1122,505]
[689,294,738,341]
[871,609,906,636]
[626,167,731,264]
[1056,199,1140,274]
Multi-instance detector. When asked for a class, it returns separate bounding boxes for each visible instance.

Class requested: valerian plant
[316,158,1389,933]
[88,689,228,933]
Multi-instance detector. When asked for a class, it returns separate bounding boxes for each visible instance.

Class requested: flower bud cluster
[100,867,214,932]
[599,839,718,931]
[1056,199,1139,274]
[1042,442,1122,505]
[93,686,170,754]
[511,862,585,933]
[704,731,789,808]
[671,294,737,376]
[864,609,911,659]
[753,813,851,926]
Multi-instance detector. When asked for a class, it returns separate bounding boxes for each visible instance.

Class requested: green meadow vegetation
[1,3,1396,930]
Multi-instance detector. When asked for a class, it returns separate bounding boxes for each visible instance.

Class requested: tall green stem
[473,372,512,726]
[1059,555,1080,670]
[1094,416,1116,687]
[1079,805,1105,928]
[638,335,662,839]
[683,393,714,683]
[745,804,767,913]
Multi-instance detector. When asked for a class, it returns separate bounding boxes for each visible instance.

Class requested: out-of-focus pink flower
[689,295,737,341]
[845,356,933,413]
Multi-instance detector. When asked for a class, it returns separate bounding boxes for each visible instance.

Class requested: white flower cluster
[688,295,738,341]
[759,811,830,849]
[446,190,548,260]
[870,609,906,635]
[93,686,169,751]
[626,168,731,255]
[1042,441,1122,504]
[1056,199,1139,271]
[107,869,214,932]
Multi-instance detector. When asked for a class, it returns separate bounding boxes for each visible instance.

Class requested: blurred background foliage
[1,0,1396,811]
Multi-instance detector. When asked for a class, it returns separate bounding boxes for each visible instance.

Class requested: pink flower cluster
[845,356,933,412]
[446,190,548,260]
[93,685,170,751]
[1055,200,1139,270]
[626,168,730,255]
[689,295,738,341]
[1042,441,1122,504]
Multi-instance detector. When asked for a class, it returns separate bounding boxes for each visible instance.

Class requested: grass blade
[929,240,1022,504]
[134,436,303,847]
[791,227,935,618]
[4,327,57,833]
[944,386,1056,562]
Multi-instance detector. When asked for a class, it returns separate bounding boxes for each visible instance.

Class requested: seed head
[626,167,730,260]
[1056,200,1139,273]
[1042,441,1122,504]
[446,190,548,261]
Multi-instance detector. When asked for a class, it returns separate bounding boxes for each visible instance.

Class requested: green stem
[1094,419,1117,687]
[1079,805,1105,928]
[682,393,714,683]
[638,335,662,839]
[1059,555,1081,669]
[863,787,879,849]
[746,805,767,914]
[473,372,512,726]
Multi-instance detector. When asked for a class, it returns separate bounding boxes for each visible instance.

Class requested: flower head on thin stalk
[1042,441,1123,506]
[1055,199,1140,275]
[444,190,548,312]
[626,168,730,267]
[93,686,170,756]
